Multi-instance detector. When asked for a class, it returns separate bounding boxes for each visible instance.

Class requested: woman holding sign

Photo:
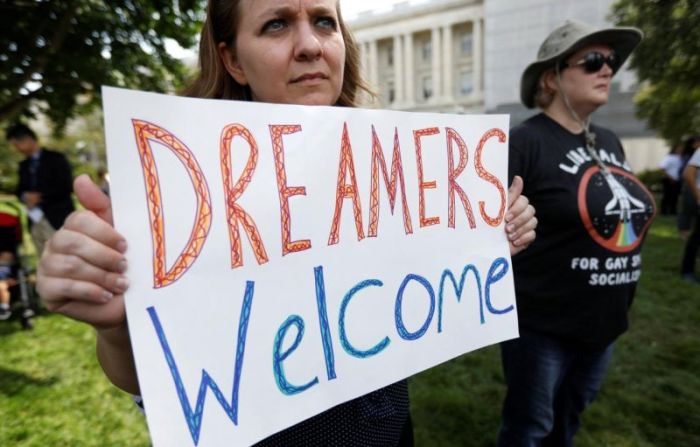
[497,20,656,446]
[38,0,536,445]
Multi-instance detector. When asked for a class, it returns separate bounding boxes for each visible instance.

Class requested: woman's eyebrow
[256,4,335,20]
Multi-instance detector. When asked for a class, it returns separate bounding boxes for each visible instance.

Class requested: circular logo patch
[577,166,655,252]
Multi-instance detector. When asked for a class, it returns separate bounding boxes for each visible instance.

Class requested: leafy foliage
[611,0,700,144]
[0,0,205,131]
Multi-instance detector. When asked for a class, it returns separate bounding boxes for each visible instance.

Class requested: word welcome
[148,259,512,445]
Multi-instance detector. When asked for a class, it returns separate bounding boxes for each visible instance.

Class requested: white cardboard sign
[102,86,518,446]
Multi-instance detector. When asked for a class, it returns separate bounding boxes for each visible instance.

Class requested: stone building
[350,0,667,172]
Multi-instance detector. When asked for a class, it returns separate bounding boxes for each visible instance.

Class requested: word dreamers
[147,259,513,445]
[132,120,508,288]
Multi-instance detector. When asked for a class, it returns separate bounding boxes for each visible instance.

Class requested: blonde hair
[183,0,373,106]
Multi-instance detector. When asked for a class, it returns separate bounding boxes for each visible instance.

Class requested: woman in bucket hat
[497,20,656,446]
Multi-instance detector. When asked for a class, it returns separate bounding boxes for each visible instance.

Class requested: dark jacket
[17,148,74,229]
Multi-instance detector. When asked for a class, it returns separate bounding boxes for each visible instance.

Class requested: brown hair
[534,68,556,109]
[183,0,373,106]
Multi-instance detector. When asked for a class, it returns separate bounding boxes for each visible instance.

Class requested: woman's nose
[294,23,323,61]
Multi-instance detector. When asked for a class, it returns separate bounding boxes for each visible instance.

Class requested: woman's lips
[291,73,328,84]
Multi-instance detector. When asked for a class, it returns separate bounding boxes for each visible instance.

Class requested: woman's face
[556,44,615,110]
[221,0,345,106]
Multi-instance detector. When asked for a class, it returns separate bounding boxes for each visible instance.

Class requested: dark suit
[17,148,74,229]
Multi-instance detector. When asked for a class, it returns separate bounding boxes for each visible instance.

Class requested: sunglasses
[560,51,620,74]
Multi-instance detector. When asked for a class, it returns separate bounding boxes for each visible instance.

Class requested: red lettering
[269,124,311,256]
[220,124,269,268]
[328,122,365,245]
[446,127,476,229]
[414,127,441,227]
[132,119,212,288]
[368,126,413,237]
[474,128,507,226]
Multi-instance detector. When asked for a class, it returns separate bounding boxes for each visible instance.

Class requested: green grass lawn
[0,216,698,446]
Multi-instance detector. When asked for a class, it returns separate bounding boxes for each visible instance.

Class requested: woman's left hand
[505,175,537,256]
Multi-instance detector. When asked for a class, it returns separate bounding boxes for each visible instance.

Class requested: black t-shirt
[509,113,656,348]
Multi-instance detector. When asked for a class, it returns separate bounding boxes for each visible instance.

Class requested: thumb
[74,174,113,225]
[508,175,524,207]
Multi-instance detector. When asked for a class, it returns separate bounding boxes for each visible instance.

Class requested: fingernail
[102,291,114,302]
[506,213,513,221]
[506,224,515,232]
[115,277,129,293]
[116,240,128,253]
[117,260,128,273]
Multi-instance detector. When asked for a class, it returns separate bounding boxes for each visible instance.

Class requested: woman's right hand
[37,174,130,330]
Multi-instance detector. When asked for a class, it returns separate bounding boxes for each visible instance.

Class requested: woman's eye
[316,16,337,30]
[262,19,286,33]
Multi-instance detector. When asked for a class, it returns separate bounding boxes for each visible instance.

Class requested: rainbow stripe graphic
[611,219,638,247]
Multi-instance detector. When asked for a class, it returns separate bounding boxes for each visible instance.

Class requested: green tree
[0,0,205,130]
[611,0,700,143]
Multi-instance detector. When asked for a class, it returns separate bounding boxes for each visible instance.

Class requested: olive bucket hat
[520,19,643,108]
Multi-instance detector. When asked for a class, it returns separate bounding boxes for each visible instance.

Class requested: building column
[403,32,415,106]
[431,27,442,102]
[369,39,379,93]
[442,24,453,101]
[393,35,404,105]
[359,42,370,104]
[473,18,482,98]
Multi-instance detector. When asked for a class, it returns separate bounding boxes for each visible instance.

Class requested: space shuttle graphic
[600,169,646,247]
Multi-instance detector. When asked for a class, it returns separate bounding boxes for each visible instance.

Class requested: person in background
[498,20,656,446]
[36,1,538,445]
[658,143,683,215]
[680,139,700,283]
[677,135,700,239]
[6,123,74,255]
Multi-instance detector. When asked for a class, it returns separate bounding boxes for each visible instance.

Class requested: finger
[509,230,536,256]
[40,253,129,295]
[74,174,113,225]
[511,229,537,249]
[38,275,118,306]
[506,204,536,235]
[48,228,127,273]
[508,216,538,242]
[62,210,127,253]
[508,175,524,209]
[506,194,530,229]
[46,294,127,330]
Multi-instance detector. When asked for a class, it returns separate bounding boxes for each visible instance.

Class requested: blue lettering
[395,274,435,340]
[146,280,254,446]
[313,266,336,380]
[437,264,484,332]
[485,257,513,315]
[273,315,319,395]
[339,279,390,358]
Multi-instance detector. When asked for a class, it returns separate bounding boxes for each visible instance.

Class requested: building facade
[350,0,667,172]
[352,0,485,113]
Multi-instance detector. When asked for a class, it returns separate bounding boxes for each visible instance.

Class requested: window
[422,76,433,100]
[460,71,473,95]
[388,82,395,103]
[387,48,393,67]
[460,33,473,56]
[422,40,432,61]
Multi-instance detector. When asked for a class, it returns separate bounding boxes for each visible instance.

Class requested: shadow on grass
[0,366,58,396]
